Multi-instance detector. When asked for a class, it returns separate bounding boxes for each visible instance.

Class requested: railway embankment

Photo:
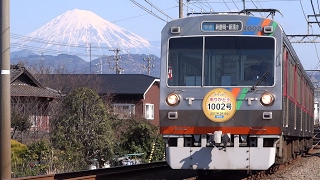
[262,126,320,180]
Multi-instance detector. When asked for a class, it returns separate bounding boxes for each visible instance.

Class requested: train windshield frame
[167,36,275,87]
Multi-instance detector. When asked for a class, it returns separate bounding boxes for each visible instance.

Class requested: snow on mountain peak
[13,9,154,58]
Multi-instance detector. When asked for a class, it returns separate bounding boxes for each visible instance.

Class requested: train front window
[204,36,274,86]
[167,36,275,87]
[168,37,203,86]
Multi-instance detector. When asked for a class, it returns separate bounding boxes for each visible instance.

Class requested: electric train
[159,9,314,172]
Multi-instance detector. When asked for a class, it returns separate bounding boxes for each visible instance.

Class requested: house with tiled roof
[37,74,160,125]
[10,64,61,133]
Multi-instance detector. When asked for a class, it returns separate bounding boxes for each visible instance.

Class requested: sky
[9,0,320,70]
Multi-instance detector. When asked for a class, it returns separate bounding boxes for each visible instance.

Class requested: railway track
[313,124,320,148]
[13,161,170,180]
[12,161,197,180]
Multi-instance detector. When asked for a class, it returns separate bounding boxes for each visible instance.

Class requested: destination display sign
[201,21,242,31]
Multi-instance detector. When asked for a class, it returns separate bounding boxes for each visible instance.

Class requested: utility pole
[143,54,155,76]
[109,48,123,74]
[94,56,103,74]
[179,0,183,18]
[0,0,11,179]
[89,43,92,74]
[242,0,246,10]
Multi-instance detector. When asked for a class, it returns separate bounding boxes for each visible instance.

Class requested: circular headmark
[202,88,237,123]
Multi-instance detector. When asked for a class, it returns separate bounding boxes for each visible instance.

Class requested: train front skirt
[165,134,277,170]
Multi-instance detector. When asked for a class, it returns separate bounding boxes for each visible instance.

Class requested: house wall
[11,96,50,132]
[143,82,160,125]
[110,82,160,126]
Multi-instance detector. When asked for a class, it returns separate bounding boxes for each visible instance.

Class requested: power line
[130,0,167,22]
[144,0,173,20]
[203,0,214,11]
[187,0,208,13]
[256,0,267,16]
[250,0,264,17]
[300,0,309,22]
[222,0,232,11]
[310,28,320,71]
[11,33,89,48]
[310,0,320,27]
[196,0,212,10]
[309,0,320,72]
[232,0,240,11]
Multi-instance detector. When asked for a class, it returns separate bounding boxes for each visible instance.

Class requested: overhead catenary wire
[130,0,167,22]
[10,5,178,44]
[187,0,208,13]
[310,27,320,72]
[195,0,212,10]
[310,0,320,27]
[232,0,240,11]
[222,0,232,11]
[144,0,173,20]
[12,7,178,41]
[299,0,319,71]
[256,0,267,16]
[250,0,264,17]
[300,0,309,22]
[308,0,320,72]
[10,2,181,60]
[11,0,319,72]
[204,0,214,11]
[190,0,208,13]
[112,6,177,24]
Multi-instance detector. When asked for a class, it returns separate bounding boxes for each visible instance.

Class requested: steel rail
[12,161,168,180]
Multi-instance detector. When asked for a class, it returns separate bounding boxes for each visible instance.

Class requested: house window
[30,115,37,128]
[145,104,154,120]
[113,104,135,119]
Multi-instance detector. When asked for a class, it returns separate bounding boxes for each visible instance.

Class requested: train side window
[297,72,301,104]
[289,61,295,97]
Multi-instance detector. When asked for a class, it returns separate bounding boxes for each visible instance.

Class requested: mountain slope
[13,9,156,57]
[10,51,160,77]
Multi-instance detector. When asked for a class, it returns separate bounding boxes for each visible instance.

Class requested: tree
[11,96,50,143]
[11,139,30,178]
[50,87,115,172]
[11,110,31,140]
[11,140,53,178]
[116,117,165,163]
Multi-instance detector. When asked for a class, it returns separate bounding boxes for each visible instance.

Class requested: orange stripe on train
[258,19,271,36]
[231,87,241,98]
[160,126,281,135]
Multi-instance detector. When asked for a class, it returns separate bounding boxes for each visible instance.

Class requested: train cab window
[204,36,275,86]
[168,37,203,86]
[167,36,275,87]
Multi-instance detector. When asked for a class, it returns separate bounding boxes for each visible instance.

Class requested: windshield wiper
[250,71,269,92]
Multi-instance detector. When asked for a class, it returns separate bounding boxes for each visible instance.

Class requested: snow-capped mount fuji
[13,9,158,58]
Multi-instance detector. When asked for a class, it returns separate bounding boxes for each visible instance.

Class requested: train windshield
[167,36,275,86]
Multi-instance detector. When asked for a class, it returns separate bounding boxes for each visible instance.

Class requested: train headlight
[260,92,275,106]
[166,93,180,106]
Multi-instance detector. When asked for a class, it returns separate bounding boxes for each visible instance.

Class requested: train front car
[160,13,314,171]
